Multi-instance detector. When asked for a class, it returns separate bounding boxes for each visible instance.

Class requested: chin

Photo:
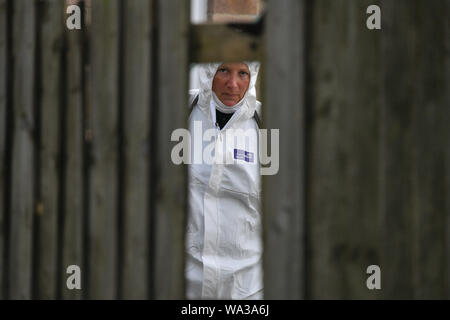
[222,99,237,106]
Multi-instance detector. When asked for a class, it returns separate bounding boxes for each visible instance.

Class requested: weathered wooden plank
[263,0,305,299]
[9,0,36,299]
[36,0,64,299]
[0,0,7,301]
[381,0,450,299]
[89,0,119,299]
[409,0,450,300]
[190,23,262,62]
[121,0,151,299]
[379,2,416,298]
[154,0,189,299]
[444,1,450,300]
[62,1,84,300]
[307,0,382,299]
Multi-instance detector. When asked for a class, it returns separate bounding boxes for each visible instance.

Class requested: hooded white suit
[186,62,263,299]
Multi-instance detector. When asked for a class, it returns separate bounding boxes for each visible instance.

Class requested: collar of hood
[212,91,243,114]
[195,62,260,121]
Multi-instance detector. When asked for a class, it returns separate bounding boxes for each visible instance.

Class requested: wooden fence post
[36,0,64,299]
[263,0,305,299]
[153,0,189,299]
[121,0,152,299]
[9,0,36,300]
[306,0,383,299]
[62,1,84,300]
[380,0,450,299]
[89,0,120,299]
[0,0,7,300]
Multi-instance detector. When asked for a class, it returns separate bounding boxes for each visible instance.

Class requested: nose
[226,74,239,90]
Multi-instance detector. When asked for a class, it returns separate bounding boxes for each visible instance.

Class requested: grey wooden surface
[380,0,450,299]
[306,0,450,299]
[121,0,152,299]
[9,0,36,300]
[263,0,305,300]
[153,0,189,299]
[190,24,262,62]
[62,0,84,300]
[89,0,120,299]
[0,0,6,301]
[36,0,64,299]
[307,0,382,299]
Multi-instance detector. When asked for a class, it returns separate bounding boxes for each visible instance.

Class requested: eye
[218,68,228,73]
[239,70,249,77]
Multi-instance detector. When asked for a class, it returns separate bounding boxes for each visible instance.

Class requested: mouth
[222,93,238,99]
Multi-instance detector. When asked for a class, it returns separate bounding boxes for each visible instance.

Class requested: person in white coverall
[186,62,263,300]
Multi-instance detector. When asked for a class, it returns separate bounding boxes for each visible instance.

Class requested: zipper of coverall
[209,99,243,138]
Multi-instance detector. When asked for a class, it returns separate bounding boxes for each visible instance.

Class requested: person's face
[212,63,250,106]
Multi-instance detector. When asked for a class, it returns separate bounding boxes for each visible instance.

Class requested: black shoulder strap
[253,110,262,128]
[190,94,199,111]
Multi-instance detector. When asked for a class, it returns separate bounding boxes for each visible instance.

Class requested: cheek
[212,77,225,92]
[240,79,250,95]
[212,79,219,93]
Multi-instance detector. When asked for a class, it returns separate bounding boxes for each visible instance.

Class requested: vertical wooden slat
[89,0,119,299]
[62,2,84,300]
[380,1,416,299]
[121,0,151,299]
[381,0,450,299]
[9,0,36,299]
[263,0,305,299]
[0,0,7,300]
[36,0,64,299]
[154,0,189,299]
[409,0,449,299]
[445,1,450,300]
[307,0,382,299]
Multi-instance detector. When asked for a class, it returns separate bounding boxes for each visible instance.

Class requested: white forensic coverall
[186,62,263,300]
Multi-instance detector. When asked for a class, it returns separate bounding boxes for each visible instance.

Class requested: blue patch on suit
[234,149,254,163]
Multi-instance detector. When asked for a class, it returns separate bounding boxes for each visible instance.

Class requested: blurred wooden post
[89,0,120,299]
[380,0,450,299]
[9,0,36,299]
[36,0,64,299]
[121,0,152,299]
[190,24,262,62]
[62,1,84,300]
[0,0,7,300]
[445,1,450,300]
[263,0,305,299]
[154,0,189,299]
[306,0,383,299]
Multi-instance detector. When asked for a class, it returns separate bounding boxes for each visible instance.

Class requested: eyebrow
[218,65,250,74]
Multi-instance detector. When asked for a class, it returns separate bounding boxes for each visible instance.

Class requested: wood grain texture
[444,0,450,300]
[380,0,450,299]
[62,1,84,300]
[154,0,189,299]
[121,0,151,299]
[9,0,36,300]
[36,0,64,299]
[190,24,262,63]
[263,0,305,299]
[89,0,119,299]
[307,0,382,299]
[0,0,7,300]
